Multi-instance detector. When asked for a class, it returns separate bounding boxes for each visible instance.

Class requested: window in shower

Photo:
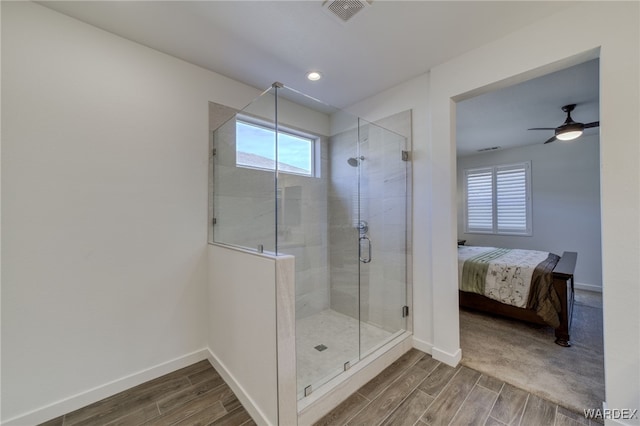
[236,118,316,176]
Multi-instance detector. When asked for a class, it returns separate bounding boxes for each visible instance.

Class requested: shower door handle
[359,236,372,264]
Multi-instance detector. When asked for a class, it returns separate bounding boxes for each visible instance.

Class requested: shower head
[347,156,364,167]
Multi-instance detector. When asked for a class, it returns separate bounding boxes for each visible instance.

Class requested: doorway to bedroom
[454,58,604,414]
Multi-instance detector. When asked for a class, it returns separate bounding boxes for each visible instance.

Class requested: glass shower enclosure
[210,83,409,401]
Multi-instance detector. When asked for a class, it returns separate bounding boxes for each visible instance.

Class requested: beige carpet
[459,289,605,413]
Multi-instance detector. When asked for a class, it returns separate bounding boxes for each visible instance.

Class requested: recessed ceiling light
[306,71,322,81]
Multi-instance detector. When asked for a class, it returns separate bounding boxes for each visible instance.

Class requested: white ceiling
[39,1,598,155]
[40,1,574,108]
[456,59,600,157]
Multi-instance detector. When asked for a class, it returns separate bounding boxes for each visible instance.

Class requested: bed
[457,245,577,346]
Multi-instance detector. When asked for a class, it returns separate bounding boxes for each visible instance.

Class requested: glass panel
[211,87,277,253]
[358,119,408,357]
[274,87,361,400]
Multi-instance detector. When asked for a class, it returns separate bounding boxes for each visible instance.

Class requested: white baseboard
[431,345,462,367]
[574,282,602,293]
[412,337,433,355]
[412,338,462,368]
[2,348,210,426]
[206,348,271,426]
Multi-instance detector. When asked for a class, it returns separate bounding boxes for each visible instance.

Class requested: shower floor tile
[296,309,394,397]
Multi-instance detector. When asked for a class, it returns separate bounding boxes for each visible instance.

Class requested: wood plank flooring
[39,360,254,426]
[316,349,600,426]
[39,350,596,426]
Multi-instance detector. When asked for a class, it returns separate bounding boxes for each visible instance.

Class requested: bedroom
[454,59,604,412]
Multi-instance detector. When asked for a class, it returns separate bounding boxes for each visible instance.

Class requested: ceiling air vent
[322,0,371,24]
[477,146,501,153]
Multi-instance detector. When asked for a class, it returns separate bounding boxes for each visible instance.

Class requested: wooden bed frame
[459,251,578,347]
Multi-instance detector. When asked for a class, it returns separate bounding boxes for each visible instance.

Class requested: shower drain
[314,344,328,352]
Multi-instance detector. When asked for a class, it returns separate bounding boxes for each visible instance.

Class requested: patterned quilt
[458,246,561,327]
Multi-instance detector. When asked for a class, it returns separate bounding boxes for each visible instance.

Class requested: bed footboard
[551,251,577,346]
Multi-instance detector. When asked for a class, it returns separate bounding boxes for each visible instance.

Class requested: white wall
[207,245,280,425]
[429,2,639,421]
[1,2,261,423]
[350,2,639,419]
[457,134,602,290]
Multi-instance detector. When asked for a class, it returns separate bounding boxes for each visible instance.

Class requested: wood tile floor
[39,360,255,426]
[316,349,599,426]
[39,350,596,426]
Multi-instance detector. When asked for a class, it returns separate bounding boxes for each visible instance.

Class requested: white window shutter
[496,164,530,234]
[465,168,494,232]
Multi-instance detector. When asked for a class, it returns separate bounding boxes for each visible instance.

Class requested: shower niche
[208,83,412,424]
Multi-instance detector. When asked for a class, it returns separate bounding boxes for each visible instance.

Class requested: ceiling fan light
[555,121,584,141]
[556,129,583,141]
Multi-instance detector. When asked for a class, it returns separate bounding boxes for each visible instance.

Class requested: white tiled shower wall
[277,141,331,320]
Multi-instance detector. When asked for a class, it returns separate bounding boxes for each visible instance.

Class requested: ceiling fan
[528,104,599,144]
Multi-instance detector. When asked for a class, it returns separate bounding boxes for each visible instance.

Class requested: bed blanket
[458,246,561,327]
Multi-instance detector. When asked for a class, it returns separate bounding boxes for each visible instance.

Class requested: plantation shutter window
[464,162,531,236]
[465,168,494,232]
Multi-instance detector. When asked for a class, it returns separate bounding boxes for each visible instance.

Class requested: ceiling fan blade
[584,121,600,128]
[528,127,556,130]
[543,136,557,144]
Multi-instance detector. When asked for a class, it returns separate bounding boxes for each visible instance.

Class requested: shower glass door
[357,119,408,356]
